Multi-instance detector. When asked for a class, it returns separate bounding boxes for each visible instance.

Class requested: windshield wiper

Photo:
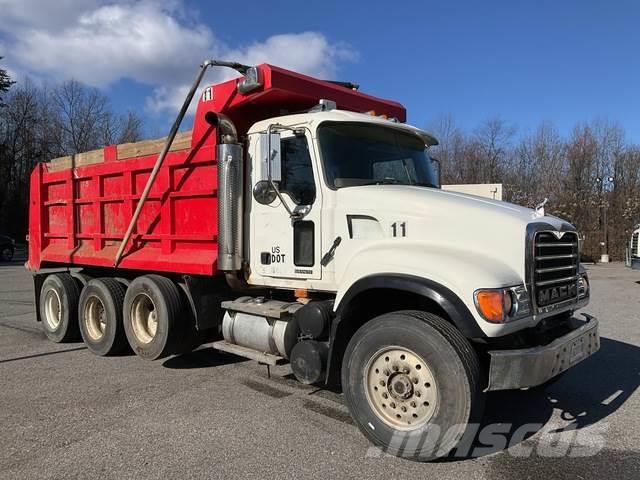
[362,180,438,188]
[361,178,401,186]
[411,182,438,188]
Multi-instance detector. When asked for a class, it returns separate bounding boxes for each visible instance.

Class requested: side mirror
[253,180,277,205]
[260,132,281,182]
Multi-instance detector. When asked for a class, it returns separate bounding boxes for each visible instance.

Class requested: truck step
[212,340,287,366]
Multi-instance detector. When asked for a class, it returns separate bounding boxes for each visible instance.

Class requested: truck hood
[335,185,568,229]
[333,185,573,284]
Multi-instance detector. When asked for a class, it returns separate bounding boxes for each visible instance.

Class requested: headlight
[474,285,531,323]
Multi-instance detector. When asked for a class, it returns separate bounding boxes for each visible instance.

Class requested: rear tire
[40,273,81,343]
[123,275,182,360]
[78,278,128,356]
[341,310,484,461]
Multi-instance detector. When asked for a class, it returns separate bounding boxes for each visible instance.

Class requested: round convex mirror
[253,180,277,205]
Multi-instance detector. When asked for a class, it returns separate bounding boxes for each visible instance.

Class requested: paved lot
[1,255,640,479]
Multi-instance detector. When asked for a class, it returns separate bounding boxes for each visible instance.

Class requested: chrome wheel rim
[364,346,438,430]
[130,293,157,344]
[83,295,106,341]
[43,289,62,331]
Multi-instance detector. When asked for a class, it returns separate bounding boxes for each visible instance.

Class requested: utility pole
[596,176,615,263]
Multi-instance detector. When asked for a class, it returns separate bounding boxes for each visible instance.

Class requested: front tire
[40,273,81,343]
[78,278,128,356]
[341,310,483,461]
[123,275,182,360]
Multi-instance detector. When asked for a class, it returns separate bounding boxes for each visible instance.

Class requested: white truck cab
[215,105,598,459]
[244,109,592,337]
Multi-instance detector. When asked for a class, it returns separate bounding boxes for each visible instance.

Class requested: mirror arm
[267,124,304,219]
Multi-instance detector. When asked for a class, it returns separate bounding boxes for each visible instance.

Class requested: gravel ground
[1,254,639,479]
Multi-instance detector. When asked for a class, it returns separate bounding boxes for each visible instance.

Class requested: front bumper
[486,313,599,391]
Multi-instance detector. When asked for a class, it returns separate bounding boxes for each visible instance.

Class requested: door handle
[321,236,342,267]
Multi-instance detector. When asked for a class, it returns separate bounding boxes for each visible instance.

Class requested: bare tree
[116,111,144,144]
[427,114,469,184]
[52,80,112,153]
[102,110,144,145]
[506,121,564,207]
[0,77,146,239]
[473,117,516,183]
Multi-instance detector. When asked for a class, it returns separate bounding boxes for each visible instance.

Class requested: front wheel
[341,311,484,461]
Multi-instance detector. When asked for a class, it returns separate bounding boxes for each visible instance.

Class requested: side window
[279,136,316,205]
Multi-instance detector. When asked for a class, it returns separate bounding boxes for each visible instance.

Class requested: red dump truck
[27,60,597,460]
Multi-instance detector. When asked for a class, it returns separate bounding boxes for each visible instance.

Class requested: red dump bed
[27,64,406,276]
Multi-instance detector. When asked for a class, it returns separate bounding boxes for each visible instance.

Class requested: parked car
[0,234,15,262]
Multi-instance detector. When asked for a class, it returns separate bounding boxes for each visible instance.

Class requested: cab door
[249,129,322,281]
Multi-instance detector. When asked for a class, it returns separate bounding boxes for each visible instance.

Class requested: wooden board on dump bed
[46,130,193,171]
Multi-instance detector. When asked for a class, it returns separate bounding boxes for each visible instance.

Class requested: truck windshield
[318,122,439,189]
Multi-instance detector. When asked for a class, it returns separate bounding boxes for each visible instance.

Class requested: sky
[0,0,638,141]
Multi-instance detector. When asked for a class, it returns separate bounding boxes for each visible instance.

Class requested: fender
[335,273,485,338]
[324,273,485,385]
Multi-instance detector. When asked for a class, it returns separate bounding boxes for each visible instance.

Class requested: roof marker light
[309,99,337,112]
[237,66,263,94]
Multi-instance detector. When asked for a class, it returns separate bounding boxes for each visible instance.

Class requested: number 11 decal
[391,221,407,237]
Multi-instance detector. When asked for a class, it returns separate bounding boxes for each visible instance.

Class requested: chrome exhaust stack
[206,112,243,274]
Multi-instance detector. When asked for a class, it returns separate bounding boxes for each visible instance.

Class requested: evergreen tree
[0,57,16,105]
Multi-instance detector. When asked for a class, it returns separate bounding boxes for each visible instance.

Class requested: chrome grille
[533,231,579,307]
[632,232,639,257]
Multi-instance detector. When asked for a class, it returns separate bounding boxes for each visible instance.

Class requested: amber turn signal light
[475,289,512,323]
